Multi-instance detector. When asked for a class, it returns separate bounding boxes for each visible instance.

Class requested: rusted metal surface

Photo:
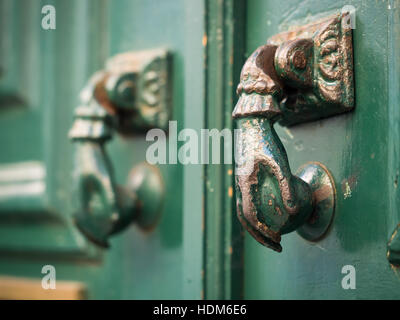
[233,45,283,119]
[276,13,354,126]
[233,12,353,252]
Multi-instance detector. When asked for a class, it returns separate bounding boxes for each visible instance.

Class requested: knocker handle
[233,12,354,251]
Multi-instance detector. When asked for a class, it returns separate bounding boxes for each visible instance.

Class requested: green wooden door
[242,0,400,299]
[0,0,207,299]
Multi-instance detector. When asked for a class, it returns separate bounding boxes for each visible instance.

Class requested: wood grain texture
[0,276,86,300]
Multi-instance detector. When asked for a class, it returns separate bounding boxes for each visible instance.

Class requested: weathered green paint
[244,0,400,299]
[203,0,245,299]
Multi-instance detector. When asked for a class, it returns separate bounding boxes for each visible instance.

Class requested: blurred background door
[0,0,208,299]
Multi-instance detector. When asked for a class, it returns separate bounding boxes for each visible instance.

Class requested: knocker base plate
[296,162,336,242]
[268,13,354,127]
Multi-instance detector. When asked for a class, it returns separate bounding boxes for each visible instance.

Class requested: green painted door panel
[0,0,205,299]
[243,0,400,299]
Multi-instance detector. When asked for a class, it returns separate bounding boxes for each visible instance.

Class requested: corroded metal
[233,13,353,252]
[235,117,313,252]
[127,162,164,231]
[68,51,167,247]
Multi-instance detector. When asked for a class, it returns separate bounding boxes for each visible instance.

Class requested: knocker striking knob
[68,49,170,247]
[233,13,354,252]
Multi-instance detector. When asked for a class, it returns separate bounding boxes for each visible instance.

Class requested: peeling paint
[343,181,352,199]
